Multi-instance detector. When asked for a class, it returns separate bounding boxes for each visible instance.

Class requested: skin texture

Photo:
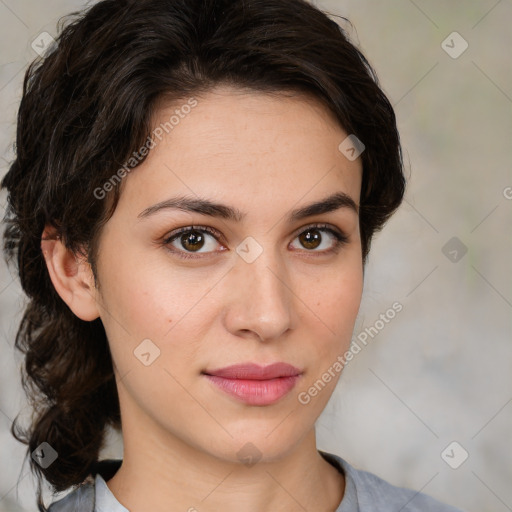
[41,85,363,512]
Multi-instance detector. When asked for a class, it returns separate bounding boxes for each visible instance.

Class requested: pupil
[301,229,321,249]
[183,231,204,251]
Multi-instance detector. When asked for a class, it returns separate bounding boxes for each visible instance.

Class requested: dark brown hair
[1,0,405,509]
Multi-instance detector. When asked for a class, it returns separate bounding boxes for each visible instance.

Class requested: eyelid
[290,222,345,240]
[162,225,224,245]
[162,222,349,259]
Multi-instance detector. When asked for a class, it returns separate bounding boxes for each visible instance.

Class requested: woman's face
[92,85,363,463]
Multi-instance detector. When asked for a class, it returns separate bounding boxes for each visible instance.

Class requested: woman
[1,0,464,511]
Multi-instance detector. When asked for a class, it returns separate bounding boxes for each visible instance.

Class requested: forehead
[116,85,362,219]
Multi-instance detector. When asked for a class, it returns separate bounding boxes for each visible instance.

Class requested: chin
[198,426,307,466]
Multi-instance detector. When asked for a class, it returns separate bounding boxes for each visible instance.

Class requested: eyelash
[162,223,349,260]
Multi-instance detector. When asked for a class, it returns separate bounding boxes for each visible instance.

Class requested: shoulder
[47,482,95,512]
[47,459,122,512]
[319,451,465,512]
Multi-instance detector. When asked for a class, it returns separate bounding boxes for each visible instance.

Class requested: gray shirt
[48,450,464,511]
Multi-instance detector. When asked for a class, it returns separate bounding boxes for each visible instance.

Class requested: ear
[40,225,100,321]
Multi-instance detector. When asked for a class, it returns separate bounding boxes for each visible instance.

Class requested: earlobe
[41,226,100,321]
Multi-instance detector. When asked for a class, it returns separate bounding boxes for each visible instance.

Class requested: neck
[107,413,344,512]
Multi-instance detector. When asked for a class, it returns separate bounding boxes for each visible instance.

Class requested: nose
[222,245,296,342]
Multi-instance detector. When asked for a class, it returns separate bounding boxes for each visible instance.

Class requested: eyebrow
[137,191,358,223]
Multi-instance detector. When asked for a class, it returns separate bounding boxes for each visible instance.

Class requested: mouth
[202,362,303,406]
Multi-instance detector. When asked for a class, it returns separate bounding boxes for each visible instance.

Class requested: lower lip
[204,374,301,406]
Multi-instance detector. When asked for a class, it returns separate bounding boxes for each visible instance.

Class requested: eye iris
[181,230,205,251]
[300,229,321,249]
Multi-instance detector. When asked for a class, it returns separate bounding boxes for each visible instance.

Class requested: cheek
[310,257,362,313]
[98,244,185,333]
[300,260,363,353]
[97,255,213,373]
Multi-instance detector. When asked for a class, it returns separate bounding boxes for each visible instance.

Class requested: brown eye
[163,223,348,261]
[290,224,348,254]
[163,226,223,259]
[179,230,206,252]
[298,229,322,250]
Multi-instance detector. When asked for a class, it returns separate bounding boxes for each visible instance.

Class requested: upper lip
[203,363,302,380]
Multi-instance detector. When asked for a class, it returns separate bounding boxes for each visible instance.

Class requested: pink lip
[203,363,302,406]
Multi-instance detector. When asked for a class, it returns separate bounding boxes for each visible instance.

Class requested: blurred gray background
[1,1,511,511]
